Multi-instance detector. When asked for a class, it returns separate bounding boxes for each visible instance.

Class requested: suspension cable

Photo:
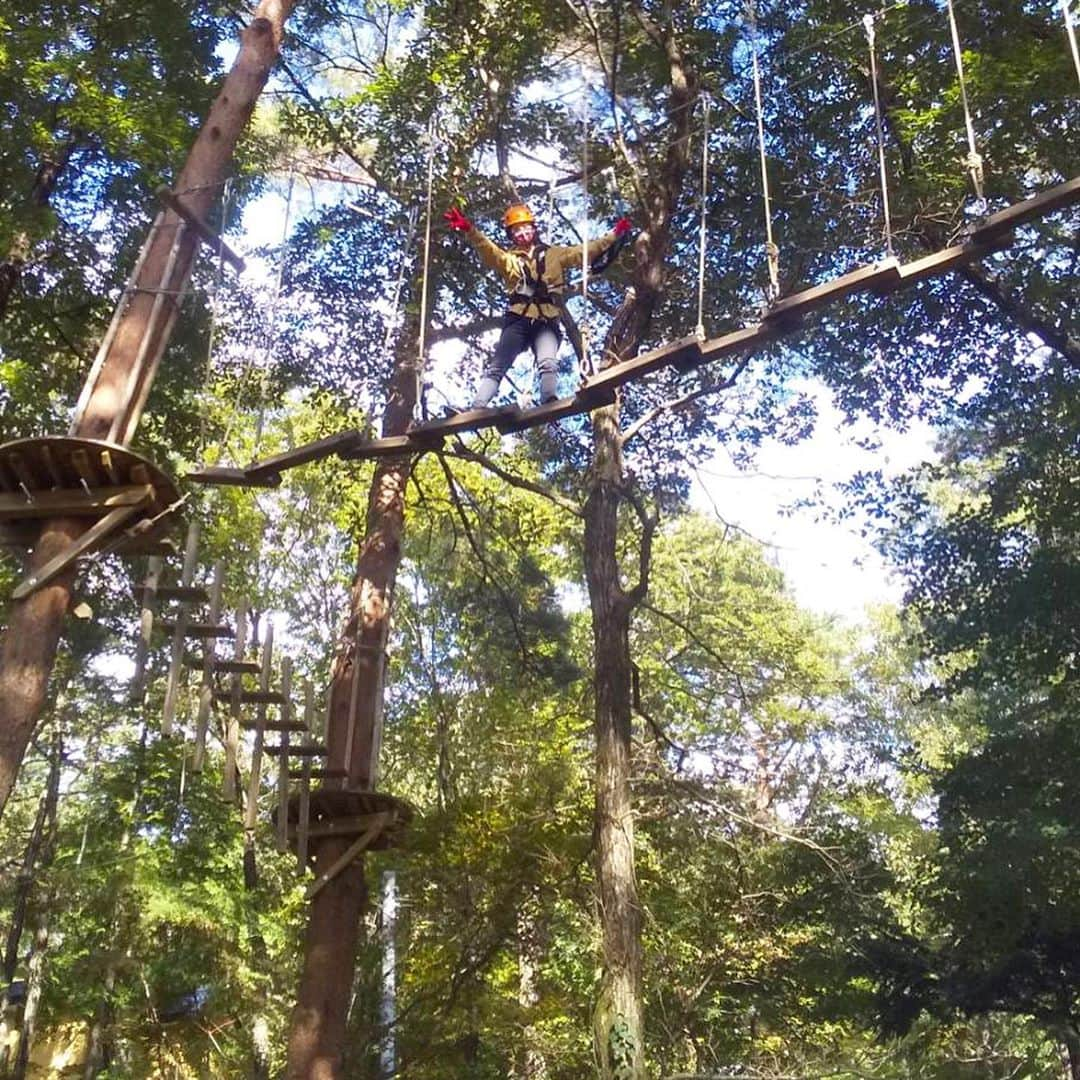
[1063,0,1080,89]
[864,14,895,257]
[579,73,592,378]
[748,1,780,302]
[944,0,985,202]
[416,112,438,420]
[695,95,710,338]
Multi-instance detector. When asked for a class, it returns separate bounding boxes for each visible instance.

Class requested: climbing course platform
[183,173,1080,490]
[0,436,181,598]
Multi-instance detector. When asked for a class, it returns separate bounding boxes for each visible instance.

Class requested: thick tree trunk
[0,0,297,823]
[285,334,420,1078]
[585,407,646,1080]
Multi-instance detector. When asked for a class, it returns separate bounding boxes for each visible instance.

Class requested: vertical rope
[695,96,710,338]
[199,178,234,456]
[1063,0,1080,89]
[944,0,985,201]
[864,14,895,257]
[748,3,780,302]
[579,74,592,377]
[416,112,438,419]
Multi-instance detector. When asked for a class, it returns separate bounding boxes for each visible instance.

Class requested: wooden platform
[283,789,413,854]
[495,387,617,434]
[0,436,181,598]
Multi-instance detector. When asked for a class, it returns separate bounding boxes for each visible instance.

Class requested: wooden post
[276,659,292,852]
[244,622,274,834]
[161,522,200,735]
[223,600,248,803]
[296,682,314,874]
[0,0,300,820]
[130,556,162,702]
[192,562,223,772]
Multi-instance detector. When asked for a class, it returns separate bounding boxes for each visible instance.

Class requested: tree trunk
[285,325,420,1078]
[517,888,548,1080]
[0,0,298,823]
[585,407,646,1080]
[0,141,76,319]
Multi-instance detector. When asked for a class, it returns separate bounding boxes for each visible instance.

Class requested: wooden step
[265,744,328,758]
[182,655,260,675]
[408,405,516,442]
[240,720,308,733]
[290,767,347,780]
[158,621,234,639]
[213,689,286,705]
[763,257,902,324]
[970,174,1080,241]
[245,430,367,481]
[186,465,281,488]
[141,584,210,605]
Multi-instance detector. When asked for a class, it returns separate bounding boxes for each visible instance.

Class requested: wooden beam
[697,321,786,365]
[763,257,902,324]
[0,484,153,520]
[158,621,234,639]
[296,682,314,873]
[289,767,347,781]
[245,429,367,481]
[276,658,293,852]
[185,465,281,488]
[12,499,149,599]
[304,812,393,900]
[130,555,162,703]
[244,622,275,834]
[222,600,248,803]
[893,235,1014,287]
[161,521,201,736]
[970,174,1080,241]
[494,390,613,434]
[265,743,328,757]
[582,333,705,395]
[337,435,420,460]
[192,561,223,774]
[408,405,515,442]
[157,187,246,272]
[213,689,286,705]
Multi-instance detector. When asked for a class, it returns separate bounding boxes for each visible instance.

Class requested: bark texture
[0,0,297,823]
[583,9,697,1077]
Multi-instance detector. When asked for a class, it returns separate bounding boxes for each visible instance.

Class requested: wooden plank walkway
[184,173,1079,489]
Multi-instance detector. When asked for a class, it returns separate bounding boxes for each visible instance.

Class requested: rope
[198,179,234,457]
[579,74,593,378]
[1063,0,1080,89]
[863,14,895,257]
[748,1,780,302]
[944,0,985,201]
[416,113,438,420]
[695,95,710,338]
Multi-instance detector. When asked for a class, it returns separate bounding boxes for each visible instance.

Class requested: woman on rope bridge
[444,203,633,409]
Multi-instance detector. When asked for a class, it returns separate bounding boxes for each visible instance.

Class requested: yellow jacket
[466,228,618,320]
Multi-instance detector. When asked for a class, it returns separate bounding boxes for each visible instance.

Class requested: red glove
[444,207,473,232]
[613,217,633,237]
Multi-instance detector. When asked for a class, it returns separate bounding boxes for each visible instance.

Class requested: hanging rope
[944,0,985,202]
[695,95,711,338]
[748,1,780,303]
[199,178,234,457]
[1063,0,1080,89]
[864,14,895,257]
[415,112,438,420]
[579,73,593,378]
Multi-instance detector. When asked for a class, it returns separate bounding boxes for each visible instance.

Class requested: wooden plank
[0,484,153,520]
[495,391,612,435]
[245,429,367,481]
[70,449,99,488]
[98,449,121,485]
[212,689,286,705]
[185,465,281,488]
[296,682,314,873]
[39,445,64,488]
[241,719,308,732]
[582,333,705,394]
[161,521,200,736]
[408,405,515,442]
[337,435,419,460]
[290,767,347,781]
[276,658,293,852]
[763,258,902,323]
[158,621,234,639]
[894,235,1014,286]
[243,621,275,833]
[192,561,223,773]
[130,555,163,703]
[305,812,392,900]
[265,743,328,758]
[12,500,147,599]
[287,812,390,840]
[697,321,786,364]
[970,174,1080,240]
[183,656,260,675]
[157,187,246,272]
[222,600,248,803]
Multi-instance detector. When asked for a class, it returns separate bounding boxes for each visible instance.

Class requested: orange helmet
[502,204,536,230]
